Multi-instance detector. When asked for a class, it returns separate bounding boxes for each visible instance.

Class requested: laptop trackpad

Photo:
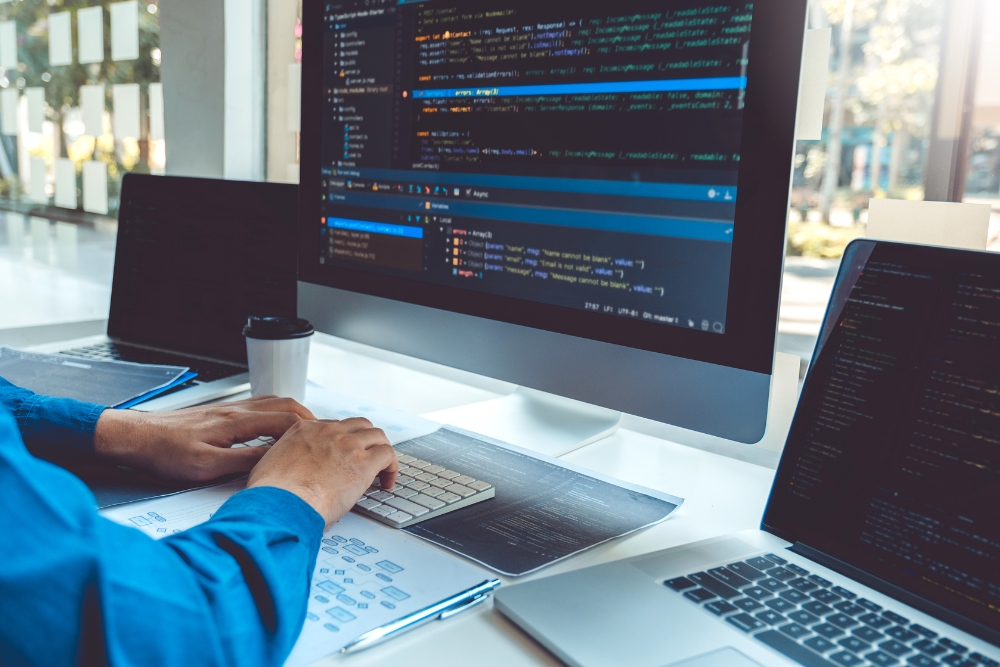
[665,648,763,667]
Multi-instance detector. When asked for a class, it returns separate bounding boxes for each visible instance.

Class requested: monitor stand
[425,386,622,458]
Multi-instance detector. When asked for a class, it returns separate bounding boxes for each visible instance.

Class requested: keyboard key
[755,610,786,625]
[726,613,765,633]
[437,470,460,479]
[410,494,445,510]
[708,567,751,589]
[397,454,416,465]
[422,465,445,474]
[733,597,765,612]
[809,575,833,587]
[804,601,834,616]
[910,626,937,639]
[943,657,976,667]
[867,652,900,666]
[880,640,915,657]
[971,654,999,667]
[759,578,789,593]
[757,629,838,666]
[789,610,820,625]
[452,475,476,485]
[728,562,769,581]
[804,636,838,653]
[839,637,871,653]
[830,650,865,666]
[742,586,772,601]
[683,588,716,603]
[370,491,394,502]
[437,492,461,504]
[444,483,476,498]
[392,487,418,499]
[747,556,775,570]
[915,640,947,657]
[369,506,395,517]
[704,601,737,616]
[768,567,798,581]
[887,627,919,643]
[422,486,445,497]
[907,655,939,667]
[939,640,967,654]
[356,498,382,510]
[854,626,885,643]
[429,478,453,489]
[764,553,789,566]
[779,622,811,639]
[857,598,883,612]
[790,578,819,592]
[780,590,810,604]
[384,511,413,525]
[664,577,697,591]
[415,472,438,483]
[884,611,910,626]
[765,598,796,613]
[407,481,430,492]
[467,480,492,491]
[832,586,857,600]
[409,460,432,469]
[689,572,741,600]
[813,589,842,604]
[834,601,867,616]
[827,614,859,629]
[395,475,415,486]
[861,613,894,629]
[383,497,429,517]
[814,623,846,639]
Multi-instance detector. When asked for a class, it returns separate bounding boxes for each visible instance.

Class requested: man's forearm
[0,376,105,463]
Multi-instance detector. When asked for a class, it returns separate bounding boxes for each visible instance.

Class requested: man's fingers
[209,411,303,445]
[368,442,399,490]
[191,444,270,481]
[331,417,375,433]
[237,396,317,421]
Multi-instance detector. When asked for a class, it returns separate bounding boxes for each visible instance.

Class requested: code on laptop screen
[766,241,1000,638]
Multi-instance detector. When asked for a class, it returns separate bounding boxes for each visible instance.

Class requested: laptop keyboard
[665,554,998,667]
[62,342,245,384]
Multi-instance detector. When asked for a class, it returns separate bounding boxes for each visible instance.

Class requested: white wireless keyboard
[353,453,495,528]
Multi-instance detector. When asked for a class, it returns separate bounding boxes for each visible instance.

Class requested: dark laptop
[493,239,1000,667]
[60,174,298,411]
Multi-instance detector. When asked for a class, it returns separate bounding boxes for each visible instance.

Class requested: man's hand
[247,418,398,527]
[94,396,315,482]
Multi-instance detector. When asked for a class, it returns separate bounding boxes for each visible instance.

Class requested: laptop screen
[764,240,1000,641]
[108,175,299,364]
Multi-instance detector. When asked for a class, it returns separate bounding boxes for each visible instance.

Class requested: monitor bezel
[298,0,806,376]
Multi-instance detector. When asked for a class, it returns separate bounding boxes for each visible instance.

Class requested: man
[0,376,399,666]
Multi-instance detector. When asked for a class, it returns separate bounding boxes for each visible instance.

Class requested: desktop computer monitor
[298,0,807,443]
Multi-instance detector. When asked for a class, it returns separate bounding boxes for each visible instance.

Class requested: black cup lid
[243,316,314,340]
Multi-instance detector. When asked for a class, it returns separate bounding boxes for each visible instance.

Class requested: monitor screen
[108,175,299,364]
[299,0,801,377]
[319,0,752,330]
[765,241,1000,642]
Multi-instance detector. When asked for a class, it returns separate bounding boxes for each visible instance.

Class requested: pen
[341,579,501,654]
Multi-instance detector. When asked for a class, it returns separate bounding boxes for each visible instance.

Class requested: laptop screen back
[764,240,1000,642]
[108,175,298,364]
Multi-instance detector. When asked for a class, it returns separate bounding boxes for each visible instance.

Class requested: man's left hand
[93,396,316,482]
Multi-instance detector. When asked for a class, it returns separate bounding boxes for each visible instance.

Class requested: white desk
[298,334,778,667]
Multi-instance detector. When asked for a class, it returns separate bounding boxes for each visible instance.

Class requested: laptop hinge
[106,338,248,369]
[789,542,1000,647]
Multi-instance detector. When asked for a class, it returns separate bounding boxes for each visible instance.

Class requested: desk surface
[300,334,778,667]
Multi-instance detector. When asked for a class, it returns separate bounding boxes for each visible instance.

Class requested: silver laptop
[495,240,1000,667]
[53,174,299,411]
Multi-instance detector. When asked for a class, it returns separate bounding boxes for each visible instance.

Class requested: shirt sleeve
[0,375,106,463]
[0,405,323,667]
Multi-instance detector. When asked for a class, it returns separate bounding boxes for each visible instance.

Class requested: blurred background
[0,0,997,373]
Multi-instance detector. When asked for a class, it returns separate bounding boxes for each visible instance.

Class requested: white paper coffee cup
[243,316,314,403]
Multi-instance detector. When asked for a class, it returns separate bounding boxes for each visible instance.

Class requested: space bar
[756,630,838,667]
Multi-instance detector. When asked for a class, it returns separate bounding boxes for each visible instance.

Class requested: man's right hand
[246,418,398,528]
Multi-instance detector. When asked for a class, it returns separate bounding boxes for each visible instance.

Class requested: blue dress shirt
[0,378,324,666]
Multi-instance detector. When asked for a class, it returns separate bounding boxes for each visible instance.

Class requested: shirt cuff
[0,379,106,461]
[214,487,326,549]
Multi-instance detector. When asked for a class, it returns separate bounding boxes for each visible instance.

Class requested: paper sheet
[80,84,105,136]
[0,20,16,69]
[77,7,104,64]
[304,384,440,445]
[55,221,77,270]
[26,87,44,133]
[100,482,491,667]
[48,11,73,66]
[29,216,49,263]
[54,158,77,209]
[112,83,139,138]
[28,158,46,204]
[82,160,108,214]
[866,198,990,250]
[0,88,17,135]
[148,82,164,141]
[110,1,138,61]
